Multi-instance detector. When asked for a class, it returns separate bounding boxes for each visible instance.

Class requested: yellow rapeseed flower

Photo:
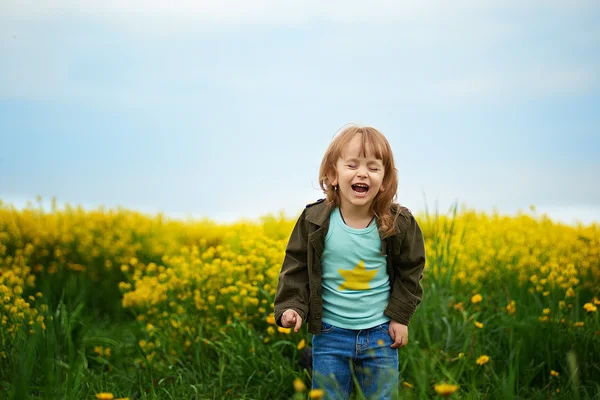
[308,389,325,399]
[543,308,551,315]
[574,321,584,327]
[266,314,276,325]
[293,378,306,392]
[475,321,484,329]
[434,383,459,397]
[583,303,597,313]
[559,301,566,309]
[277,326,292,334]
[550,370,560,377]
[476,355,490,366]
[297,339,306,350]
[566,287,575,297]
[471,294,482,304]
[96,393,114,400]
[506,300,516,315]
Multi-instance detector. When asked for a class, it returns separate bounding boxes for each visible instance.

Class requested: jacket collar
[304,198,403,256]
[304,199,333,227]
[304,199,393,257]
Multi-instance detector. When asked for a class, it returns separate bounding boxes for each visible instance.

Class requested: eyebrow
[344,157,383,164]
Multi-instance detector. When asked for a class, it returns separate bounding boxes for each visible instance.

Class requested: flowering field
[1,198,599,399]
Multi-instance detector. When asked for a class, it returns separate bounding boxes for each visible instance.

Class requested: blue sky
[1,1,599,224]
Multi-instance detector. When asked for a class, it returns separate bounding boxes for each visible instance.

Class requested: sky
[1,0,599,224]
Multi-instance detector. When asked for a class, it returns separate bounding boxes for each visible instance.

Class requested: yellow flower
[474,321,484,329]
[550,370,560,377]
[96,394,114,400]
[559,301,566,309]
[574,321,584,327]
[308,389,325,399]
[434,383,459,397]
[471,294,483,304]
[458,352,464,359]
[293,378,306,392]
[297,339,306,350]
[566,287,575,297]
[476,355,490,366]
[584,303,597,313]
[277,326,292,334]
[403,381,414,388]
[506,300,516,315]
[543,308,550,315]
[266,314,275,325]
[593,297,600,306]
[539,316,549,323]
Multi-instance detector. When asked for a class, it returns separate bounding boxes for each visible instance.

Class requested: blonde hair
[319,124,401,238]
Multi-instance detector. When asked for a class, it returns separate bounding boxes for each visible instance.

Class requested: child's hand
[389,320,408,349]
[281,309,303,332]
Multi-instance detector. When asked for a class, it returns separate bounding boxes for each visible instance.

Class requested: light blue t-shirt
[321,207,390,329]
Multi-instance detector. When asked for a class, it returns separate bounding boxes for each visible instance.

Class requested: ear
[327,168,338,186]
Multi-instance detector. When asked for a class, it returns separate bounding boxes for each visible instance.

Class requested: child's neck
[339,203,375,229]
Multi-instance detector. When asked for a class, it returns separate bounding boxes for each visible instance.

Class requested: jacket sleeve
[384,209,426,326]
[273,209,310,327]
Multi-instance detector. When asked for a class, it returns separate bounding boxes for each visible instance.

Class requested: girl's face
[330,134,385,214]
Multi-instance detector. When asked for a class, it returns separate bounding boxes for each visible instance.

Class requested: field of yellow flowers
[0,197,599,399]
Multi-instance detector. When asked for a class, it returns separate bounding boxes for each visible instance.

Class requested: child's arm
[273,209,310,329]
[385,208,426,327]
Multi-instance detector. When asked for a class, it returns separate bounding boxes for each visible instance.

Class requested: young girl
[274,125,426,399]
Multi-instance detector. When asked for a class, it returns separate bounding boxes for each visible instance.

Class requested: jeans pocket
[375,322,390,334]
[320,322,336,334]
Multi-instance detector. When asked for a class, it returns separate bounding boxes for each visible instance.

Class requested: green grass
[1,204,599,399]
[2,277,599,399]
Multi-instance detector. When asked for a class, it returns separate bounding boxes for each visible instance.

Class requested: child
[274,125,426,399]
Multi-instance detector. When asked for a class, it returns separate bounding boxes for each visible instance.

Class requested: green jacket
[274,199,426,334]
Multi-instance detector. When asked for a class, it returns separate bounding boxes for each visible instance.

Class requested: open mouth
[351,183,369,195]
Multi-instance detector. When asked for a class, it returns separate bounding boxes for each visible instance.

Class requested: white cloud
[438,66,599,102]
[1,0,597,106]
[2,0,597,25]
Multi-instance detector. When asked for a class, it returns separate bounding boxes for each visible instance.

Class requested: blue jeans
[312,321,399,400]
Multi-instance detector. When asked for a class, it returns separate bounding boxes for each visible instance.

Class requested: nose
[357,166,368,178]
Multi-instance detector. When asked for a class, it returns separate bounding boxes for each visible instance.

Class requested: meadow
[0,197,599,400]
